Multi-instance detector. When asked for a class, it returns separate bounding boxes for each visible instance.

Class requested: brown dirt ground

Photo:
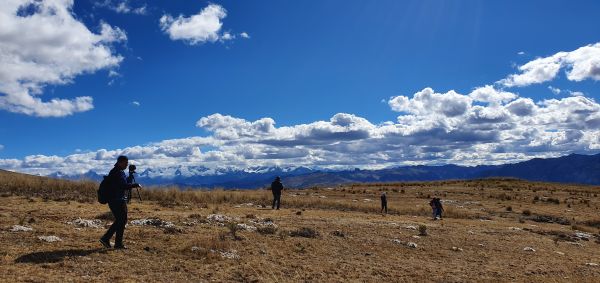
[1,180,600,282]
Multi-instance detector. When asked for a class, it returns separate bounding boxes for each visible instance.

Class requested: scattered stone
[191,246,200,252]
[38,235,62,242]
[218,250,240,259]
[452,246,463,252]
[10,225,33,232]
[206,214,232,224]
[585,262,598,266]
[574,232,593,241]
[404,225,417,230]
[319,196,327,198]
[508,227,522,231]
[67,218,103,229]
[412,235,421,239]
[478,243,485,247]
[130,218,175,228]
[392,239,402,245]
[555,251,565,255]
[468,230,476,235]
[236,223,257,231]
[523,247,536,252]
[363,199,372,202]
[250,218,278,229]
[407,242,418,248]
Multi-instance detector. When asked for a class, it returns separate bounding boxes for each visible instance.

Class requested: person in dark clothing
[429,197,437,220]
[380,192,388,214]
[271,176,284,210]
[99,156,140,249]
[434,198,444,219]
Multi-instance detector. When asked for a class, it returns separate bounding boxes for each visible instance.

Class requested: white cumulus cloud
[0,0,126,117]
[160,4,231,45]
[500,42,600,87]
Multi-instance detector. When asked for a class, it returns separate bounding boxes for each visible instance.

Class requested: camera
[128,164,136,174]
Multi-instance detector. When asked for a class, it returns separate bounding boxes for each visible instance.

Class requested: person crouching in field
[99,156,140,249]
[271,176,284,210]
[380,191,388,214]
[429,197,437,220]
[429,197,444,220]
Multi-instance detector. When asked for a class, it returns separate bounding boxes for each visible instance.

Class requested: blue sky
[1,0,599,176]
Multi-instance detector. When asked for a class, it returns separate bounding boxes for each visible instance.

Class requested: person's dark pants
[381,201,388,214]
[102,200,128,245]
[272,192,281,209]
[436,208,443,219]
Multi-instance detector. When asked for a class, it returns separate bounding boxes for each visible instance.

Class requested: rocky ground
[1,179,600,282]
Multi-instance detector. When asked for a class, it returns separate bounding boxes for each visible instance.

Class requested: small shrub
[331,230,346,237]
[506,206,512,212]
[418,225,428,236]
[225,222,242,240]
[257,226,277,235]
[522,209,532,216]
[290,227,319,238]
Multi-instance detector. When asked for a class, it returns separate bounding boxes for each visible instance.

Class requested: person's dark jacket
[381,193,387,203]
[271,180,283,194]
[107,167,136,201]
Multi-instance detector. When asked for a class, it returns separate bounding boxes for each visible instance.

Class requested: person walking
[271,176,284,210]
[99,156,140,249]
[380,191,388,214]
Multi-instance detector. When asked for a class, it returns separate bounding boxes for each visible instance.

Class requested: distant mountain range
[47,153,600,188]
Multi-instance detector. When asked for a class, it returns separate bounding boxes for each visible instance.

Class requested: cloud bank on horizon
[0,1,599,177]
[2,40,600,176]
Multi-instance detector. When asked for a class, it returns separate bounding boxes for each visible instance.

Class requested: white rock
[219,250,240,259]
[68,218,103,229]
[574,232,593,240]
[130,218,174,228]
[38,235,62,242]
[452,246,463,252]
[407,242,418,248]
[412,235,421,239]
[586,262,598,266]
[404,225,417,230]
[191,246,200,252]
[10,225,33,232]
[206,214,231,223]
[236,223,257,231]
[478,243,485,247]
[392,239,402,245]
[508,227,522,231]
[555,251,565,255]
[523,247,536,252]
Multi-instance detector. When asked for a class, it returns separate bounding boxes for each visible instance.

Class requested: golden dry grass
[1,170,600,282]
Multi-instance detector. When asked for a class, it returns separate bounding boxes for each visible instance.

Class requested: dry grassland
[1,169,600,282]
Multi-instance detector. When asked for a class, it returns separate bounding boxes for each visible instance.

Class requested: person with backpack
[99,155,140,249]
[380,191,388,214]
[271,176,284,210]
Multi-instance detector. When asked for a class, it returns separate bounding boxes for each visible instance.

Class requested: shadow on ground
[15,248,106,264]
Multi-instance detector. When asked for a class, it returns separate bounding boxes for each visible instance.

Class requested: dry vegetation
[1,169,600,282]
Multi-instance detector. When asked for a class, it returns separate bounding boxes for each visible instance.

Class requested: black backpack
[97,176,110,204]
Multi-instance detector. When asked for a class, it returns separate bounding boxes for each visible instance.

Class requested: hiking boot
[99,238,111,248]
[114,244,128,250]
